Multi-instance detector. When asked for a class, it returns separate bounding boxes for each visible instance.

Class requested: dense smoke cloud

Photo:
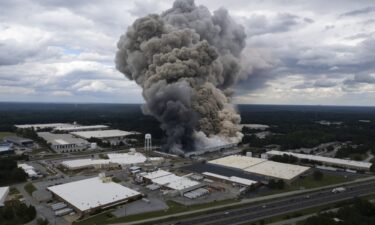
[116,0,246,153]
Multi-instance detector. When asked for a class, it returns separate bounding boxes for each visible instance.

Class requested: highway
[158,179,375,225]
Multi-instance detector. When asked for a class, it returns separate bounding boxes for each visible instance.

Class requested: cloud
[340,6,375,17]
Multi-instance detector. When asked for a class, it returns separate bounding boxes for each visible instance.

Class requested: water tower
[144,134,152,151]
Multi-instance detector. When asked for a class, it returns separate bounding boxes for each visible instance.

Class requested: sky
[0,0,375,106]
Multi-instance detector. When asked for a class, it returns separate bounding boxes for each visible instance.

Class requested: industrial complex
[0,121,373,225]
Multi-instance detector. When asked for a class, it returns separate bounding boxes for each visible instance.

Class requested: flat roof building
[244,161,310,181]
[18,163,38,178]
[202,172,258,187]
[61,152,148,170]
[266,150,373,171]
[47,176,142,215]
[0,186,9,207]
[208,155,311,182]
[139,170,202,193]
[209,155,266,170]
[38,132,89,153]
[53,125,109,133]
[15,123,75,131]
[0,143,13,155]
[4,136,34,147]
[71,129,140,146]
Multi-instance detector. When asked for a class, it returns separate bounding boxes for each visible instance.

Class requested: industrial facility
[15,123,76,131]
[47,175,142,215]
[71,129,139,146]
[138,169,205,195]
[52,125,109,133]
[4,136,34,147]
[208,155,311,182]
[37,132,90,153]
[266,150,373,172]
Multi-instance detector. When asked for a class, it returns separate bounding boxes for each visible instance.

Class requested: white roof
[62,159,110,169]
[202,172,257,186]
[62,152,147,169]
[37,132,88,146]
[71,130,138,139]
[18,164,38,177]
[244,161,310,180]
[53,125,109,132]
[209,155,266,170]
[47,177,141,212]
[267,150,372,169]
[107,153,147,165]
[15,123,74,129]
[140,170,172,180]
[141,170,200,191]
[151,174,200,191]
[0,186,9,206]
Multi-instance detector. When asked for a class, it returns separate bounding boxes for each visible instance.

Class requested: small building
[139,170,203,195]
[0,186,9,207]
[4,136,34,147]
[47,176,142,215]
[0,143,14,155]
[18,163,39,178]
[37,132,89,153]
[71,130,140,146]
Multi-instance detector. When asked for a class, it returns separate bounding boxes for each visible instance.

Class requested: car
[224,211,230,215]
[262,205,267,208]
[305,195,310,199]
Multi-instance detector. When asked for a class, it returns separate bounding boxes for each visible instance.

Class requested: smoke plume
[116,0,246,153]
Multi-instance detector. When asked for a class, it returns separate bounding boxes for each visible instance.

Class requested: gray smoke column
[116,0,246,153]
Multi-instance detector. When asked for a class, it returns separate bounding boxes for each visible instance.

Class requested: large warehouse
[208,155,310,183]
[4,136,34,147]
[71,129,139,146]
[53,125,109,133]
[38,132,89,153]
[266,150,373,172]
[61,152,148,170]
[47,176,142,215]
[15,123,75,131]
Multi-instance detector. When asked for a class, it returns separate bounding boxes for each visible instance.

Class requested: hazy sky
[1,0,375,105]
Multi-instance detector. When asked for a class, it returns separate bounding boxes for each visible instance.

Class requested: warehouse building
[18,163,39,178]
[4,136,34,147]
[61,152,148,170]
[15,123,75,131]
[38,132,89,153]
[47,175,142,215]
[0,186,9,207]
[208,155,310,183]
[0,143,13,155]
[139,170,203,194]
[202,172,258,187]
[53,125,109,133]
[266,150,373,172]
[71,129,140,146]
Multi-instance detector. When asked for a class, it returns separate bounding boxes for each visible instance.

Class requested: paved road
[15,182,69,225]
[156,179,375,225]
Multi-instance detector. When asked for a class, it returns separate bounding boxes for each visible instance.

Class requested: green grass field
[0,131,15,139]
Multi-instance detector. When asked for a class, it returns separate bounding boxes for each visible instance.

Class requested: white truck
[332,187,346,193]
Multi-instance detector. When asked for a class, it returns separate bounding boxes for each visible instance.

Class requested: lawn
[0,131,15,139]
[24,182,37,196]
[73,199,239,225]
[290,173,350,190]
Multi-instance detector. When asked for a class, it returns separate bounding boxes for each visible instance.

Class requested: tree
[313,170,324,181]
